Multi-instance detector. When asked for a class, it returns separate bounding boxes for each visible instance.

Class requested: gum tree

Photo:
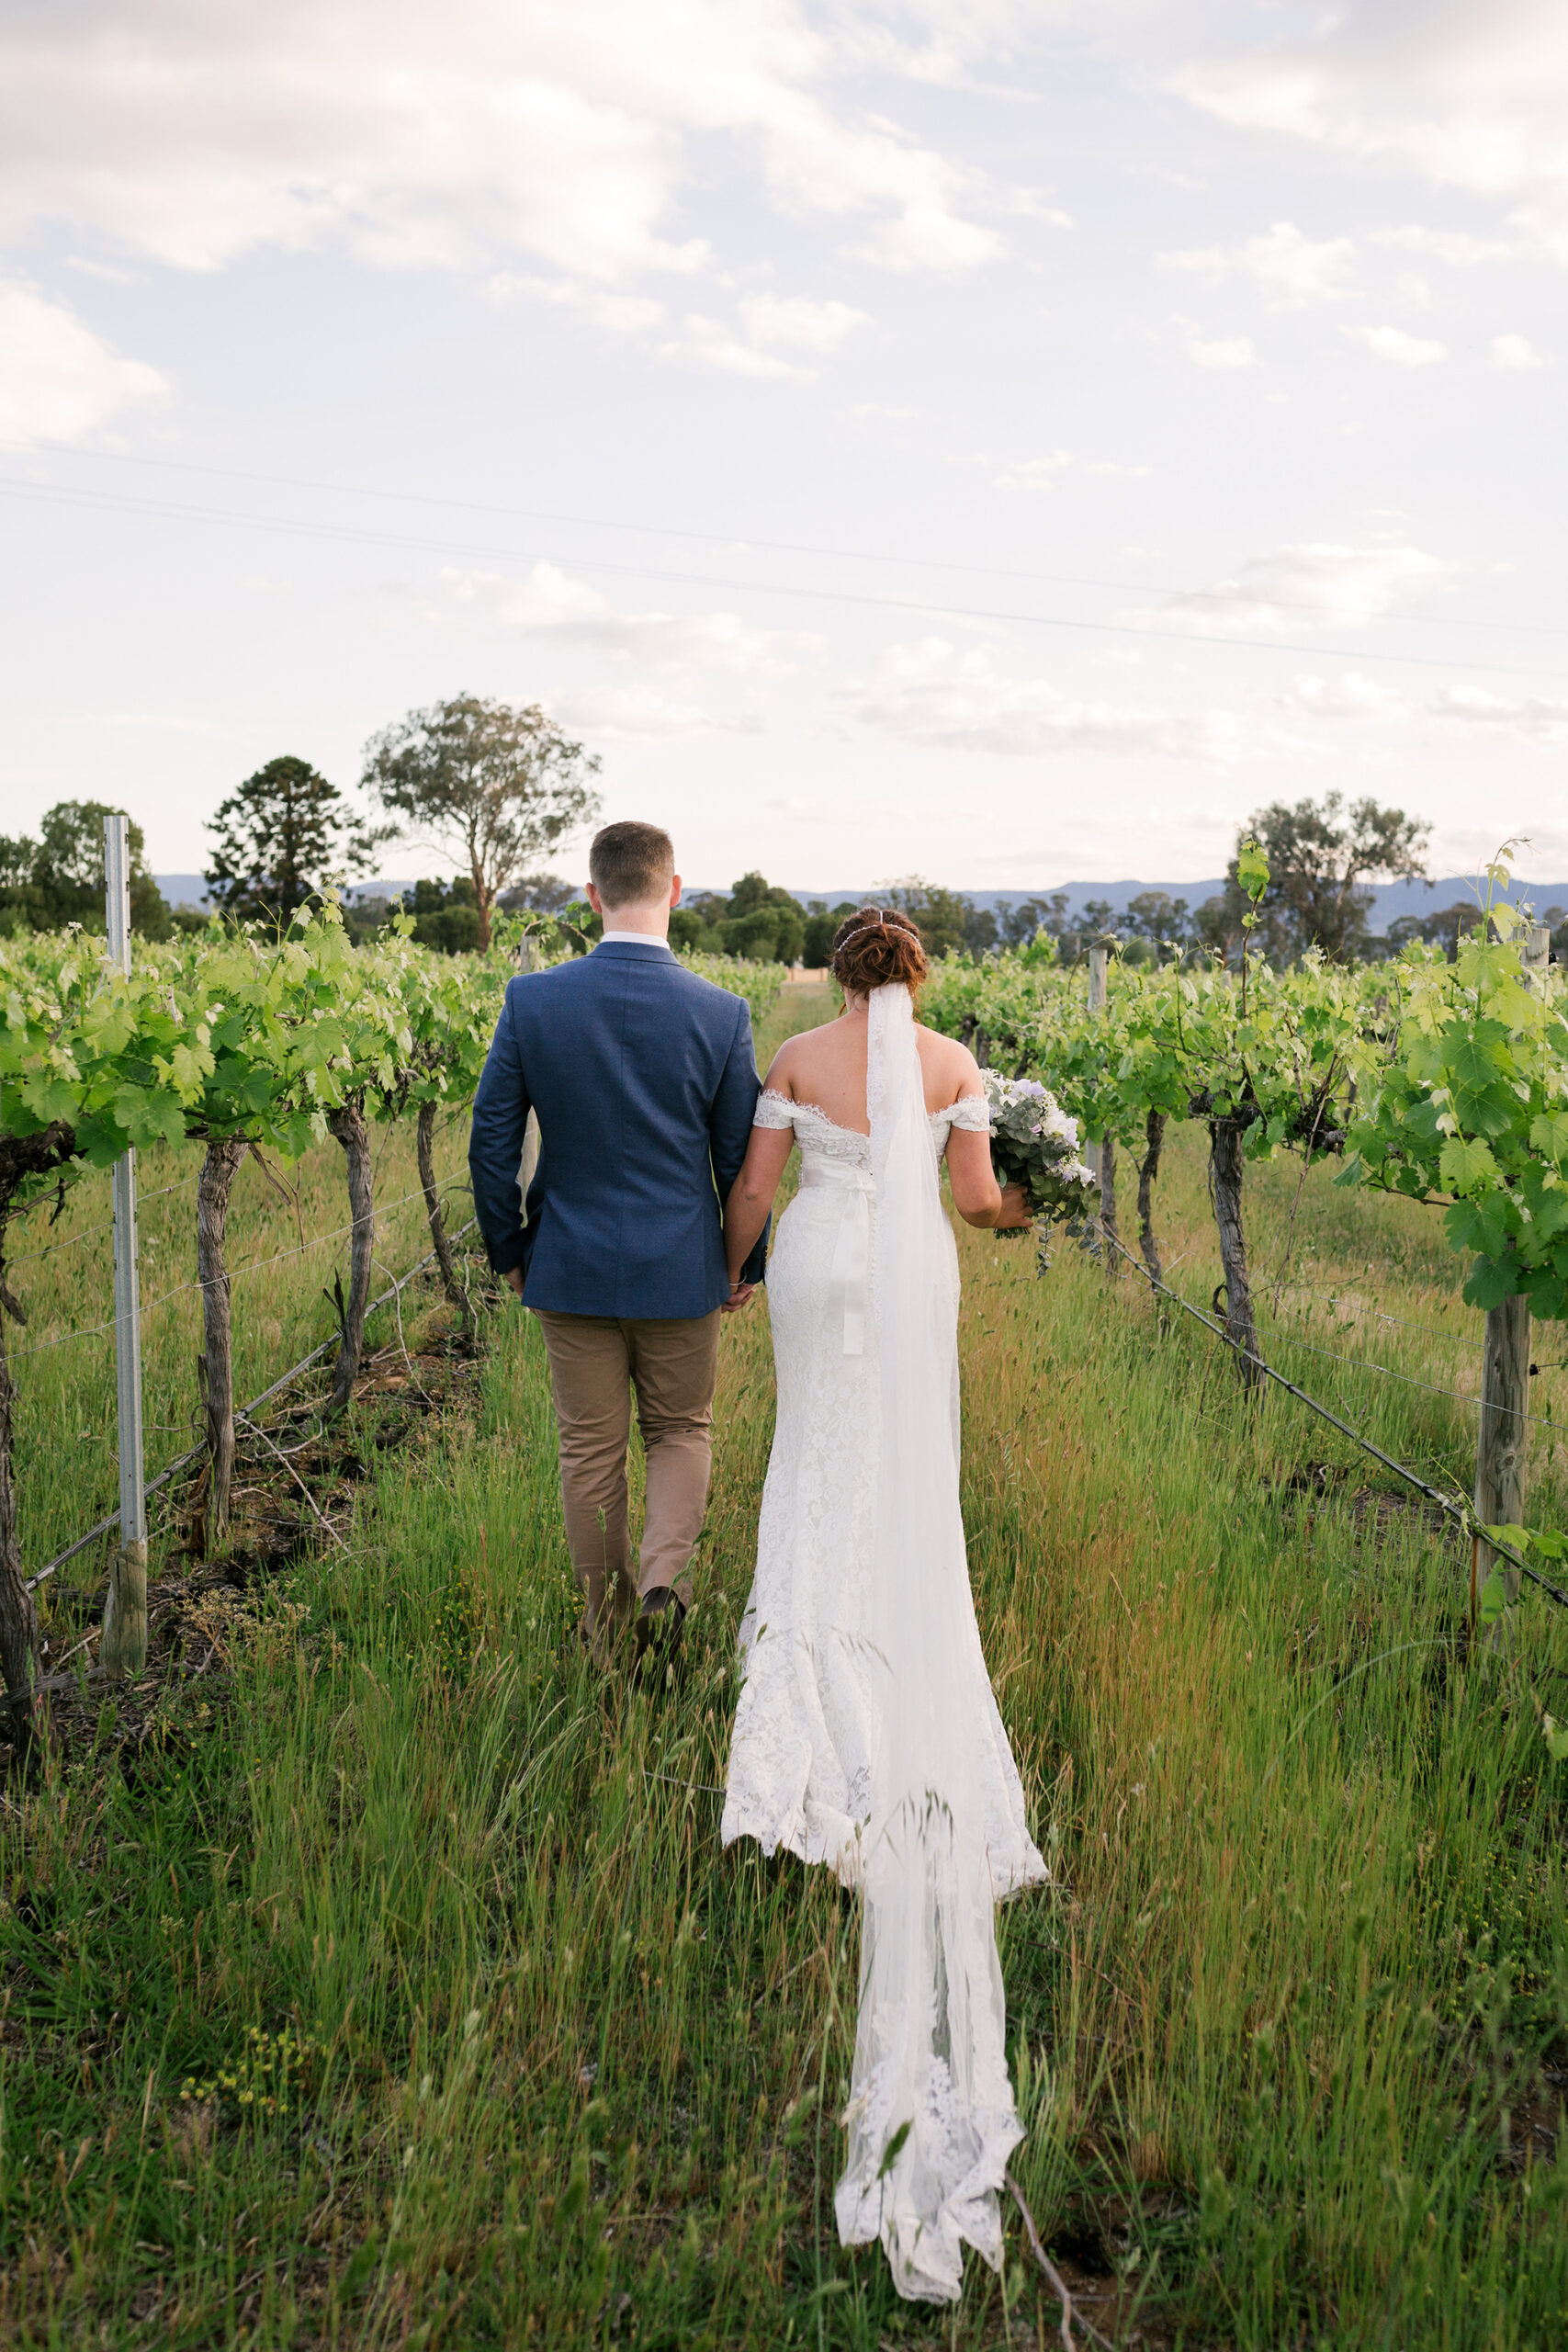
[362,695,602,952]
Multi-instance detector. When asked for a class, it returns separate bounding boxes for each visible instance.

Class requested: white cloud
[1344,323,1447,368]
[852,400,914,418]
[442,560,818,673]
[1163,542,1449,633]
[1280,672,1411,721]
[739,292,868,350]
[665,313,809,378]
[987,447,1151,492]
[483,275,666,335]
[1173,6,1568,263]
[555,688,758,740]
[1492,331,1546,368]
[0,2,1004,284]
[0,277,166,449]
[844,637,1247,761]
[1175,317,1256,368]
[484,276,867,377]
[1434,684,1568,742]
[1371,225,1519,266]
[1159,221,1359,309]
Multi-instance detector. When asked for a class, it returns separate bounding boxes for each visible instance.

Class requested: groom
[468,820,768,1658]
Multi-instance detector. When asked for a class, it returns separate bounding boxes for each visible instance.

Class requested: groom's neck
[598,900,672,940]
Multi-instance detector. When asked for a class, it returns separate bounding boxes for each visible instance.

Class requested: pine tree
[205,757,386,925]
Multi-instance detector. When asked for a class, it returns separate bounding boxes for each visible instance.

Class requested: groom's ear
[670,874,682,908]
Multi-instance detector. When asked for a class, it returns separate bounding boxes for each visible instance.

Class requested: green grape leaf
[1235,840,1269,901]
[1440,1018,1509,1086]
[1530,1112,1568,1163]
[1438,1135,1500,1195]
[1463,1254,1519,1311]
[19,1075,79,1125]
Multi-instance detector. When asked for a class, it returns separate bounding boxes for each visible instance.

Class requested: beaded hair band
[834,910,919,954]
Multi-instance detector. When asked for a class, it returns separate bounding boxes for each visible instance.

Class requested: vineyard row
[0,895,782,1716]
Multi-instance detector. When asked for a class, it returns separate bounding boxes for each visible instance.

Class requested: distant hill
[157,874,1568,929]
[777,879,1568,928]
[156,875,419,910]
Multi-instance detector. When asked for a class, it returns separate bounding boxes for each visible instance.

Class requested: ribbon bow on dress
[799,1159,876,1355]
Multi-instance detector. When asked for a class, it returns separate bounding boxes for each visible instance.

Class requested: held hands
[505,1261,756,1308]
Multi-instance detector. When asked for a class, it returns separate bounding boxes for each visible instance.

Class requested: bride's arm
[924,1033,1031,1231]
[946,1126,1031,1229]
[725,1125,795,1284]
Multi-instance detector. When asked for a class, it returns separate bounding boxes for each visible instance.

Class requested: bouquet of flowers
[979,1069,1099,1273]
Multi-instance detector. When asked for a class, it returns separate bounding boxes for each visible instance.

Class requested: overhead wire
[4,473,1566,684]
[34,444,1568,645]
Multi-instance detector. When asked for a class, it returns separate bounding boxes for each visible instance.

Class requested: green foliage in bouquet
[979,1069,1098,1273]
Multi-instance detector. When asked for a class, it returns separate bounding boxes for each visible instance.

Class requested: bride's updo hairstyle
[831,905,929,999]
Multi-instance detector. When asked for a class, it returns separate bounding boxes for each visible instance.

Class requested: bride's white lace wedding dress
[722,983,1047,2304]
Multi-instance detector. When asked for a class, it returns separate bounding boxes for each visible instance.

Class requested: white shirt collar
[600,929,674,951]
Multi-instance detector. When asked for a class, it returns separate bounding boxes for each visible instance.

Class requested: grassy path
[4,980,1568,2346]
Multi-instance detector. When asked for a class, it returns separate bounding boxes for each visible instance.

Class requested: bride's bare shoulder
[762,1019,849,1096]
[914,1022,983,1102]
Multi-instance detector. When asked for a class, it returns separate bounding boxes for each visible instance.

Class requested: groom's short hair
[590,820,675,909]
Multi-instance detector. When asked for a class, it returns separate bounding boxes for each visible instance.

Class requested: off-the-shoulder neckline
[758,1083,986,1137]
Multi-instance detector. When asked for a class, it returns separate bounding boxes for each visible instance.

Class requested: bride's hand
[993,1183,1032,1231]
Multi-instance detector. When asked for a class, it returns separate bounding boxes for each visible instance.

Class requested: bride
[719,907,1048,2303]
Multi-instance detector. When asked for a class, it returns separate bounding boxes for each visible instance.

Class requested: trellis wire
[26,1215,479,1593]
[5,1173,198,1268]
[1256,1319,1560,1430]
[11,1177,470,1360]
[1099,1225,1568,1612]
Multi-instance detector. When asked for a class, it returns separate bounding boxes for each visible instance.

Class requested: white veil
[833,981,1024,2301]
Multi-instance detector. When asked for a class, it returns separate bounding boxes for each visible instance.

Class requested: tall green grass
[2,983,1566,2347]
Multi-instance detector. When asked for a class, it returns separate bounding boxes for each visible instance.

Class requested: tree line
[2,724,1547,972]
[0,695,600,955]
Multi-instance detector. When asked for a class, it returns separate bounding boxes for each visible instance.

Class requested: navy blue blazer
[468,940,768,1318]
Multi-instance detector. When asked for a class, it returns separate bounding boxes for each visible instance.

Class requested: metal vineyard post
[100,814,148,1677]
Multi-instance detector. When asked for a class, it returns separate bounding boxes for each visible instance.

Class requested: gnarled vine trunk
[327,1102,375,1416]
[197,1136,248,1536]
[1210,1116,1263,1390]
[1137,1108,1166,1285]
[1100,1132,1121,1272]
[416,1100,463,1313]
[0,1125,74,1712]
[0,1296,39,1709]
[1477,1283,1530,1650]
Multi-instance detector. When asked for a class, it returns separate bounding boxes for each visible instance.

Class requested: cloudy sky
[3,0,1566,891]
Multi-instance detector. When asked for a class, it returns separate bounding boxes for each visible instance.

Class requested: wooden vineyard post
[1475,921,1551,1646]
[1087,941,1119,1269]
[100,814,148,1676]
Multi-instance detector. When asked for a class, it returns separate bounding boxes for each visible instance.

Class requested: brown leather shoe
[633,1586,686,1666]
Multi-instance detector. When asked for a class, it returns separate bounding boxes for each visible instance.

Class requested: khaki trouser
[534,1309,721,1645]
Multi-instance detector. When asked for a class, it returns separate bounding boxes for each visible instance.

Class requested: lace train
[722,1042,1046,2301]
